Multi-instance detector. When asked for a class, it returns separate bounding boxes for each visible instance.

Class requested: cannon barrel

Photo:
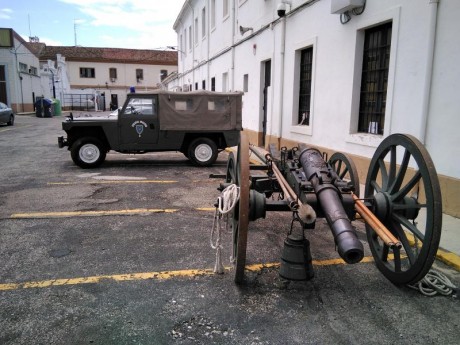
[299,148,364,264]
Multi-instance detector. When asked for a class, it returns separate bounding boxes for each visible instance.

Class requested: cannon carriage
[218,132,442,285]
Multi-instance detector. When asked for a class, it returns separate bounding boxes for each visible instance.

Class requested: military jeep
[58,90,243,168]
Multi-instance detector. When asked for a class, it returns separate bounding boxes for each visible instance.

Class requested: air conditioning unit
[331,0,365,14]
[182,84,190,92]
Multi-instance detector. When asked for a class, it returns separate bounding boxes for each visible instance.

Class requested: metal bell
[279,234,314,281]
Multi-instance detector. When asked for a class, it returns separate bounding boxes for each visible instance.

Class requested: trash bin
[53,99,62,116]
[35,98,53,117]
[35,100,43,117]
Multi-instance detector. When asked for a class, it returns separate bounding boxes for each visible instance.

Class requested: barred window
[358,22,392,134]
[298,47,313,126]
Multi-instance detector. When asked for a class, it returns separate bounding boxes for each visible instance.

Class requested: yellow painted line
[0,257,379,292]
[0,268,216,291]
[47,180,177,185]
[10,208,178,219]
[0,124,33,132]
[196,207,216,211]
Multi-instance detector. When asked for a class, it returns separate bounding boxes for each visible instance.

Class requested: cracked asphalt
[0,115,459,345]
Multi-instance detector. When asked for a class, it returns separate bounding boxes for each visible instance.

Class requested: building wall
[171,0,460,217]
[0,33,41,112]
[65,60,177,108]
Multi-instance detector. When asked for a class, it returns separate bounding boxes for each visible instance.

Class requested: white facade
[0,30,41,112]
[39,54,71,103]
[170,0,460,182]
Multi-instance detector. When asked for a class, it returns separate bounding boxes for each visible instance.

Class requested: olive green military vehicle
[58,90,243,168]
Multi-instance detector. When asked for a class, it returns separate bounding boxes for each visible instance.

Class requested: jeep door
[119,95,159,148]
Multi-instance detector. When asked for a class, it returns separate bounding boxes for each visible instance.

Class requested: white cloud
[56,0,184,48]
[0,8,13,19]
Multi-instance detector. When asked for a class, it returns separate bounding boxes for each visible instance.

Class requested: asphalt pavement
[0,114,459,345]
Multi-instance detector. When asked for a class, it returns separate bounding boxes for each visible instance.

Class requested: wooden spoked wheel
[225,132,250,283]
[329,152,360,197]
[365,134,442,285]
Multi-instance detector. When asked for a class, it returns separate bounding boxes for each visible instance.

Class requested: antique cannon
[219,132,442,285]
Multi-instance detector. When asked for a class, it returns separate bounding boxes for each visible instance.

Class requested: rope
[407,269,458,297]
[210,184,240,274]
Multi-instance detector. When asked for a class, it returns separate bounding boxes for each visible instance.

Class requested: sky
[0,0,185,49]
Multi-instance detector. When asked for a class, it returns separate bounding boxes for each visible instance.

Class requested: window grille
[298,47,313,126]
[358,22,392,134]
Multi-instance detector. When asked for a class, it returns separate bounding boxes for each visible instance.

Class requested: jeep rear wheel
[71,137,106,168]
[188,138,218,167]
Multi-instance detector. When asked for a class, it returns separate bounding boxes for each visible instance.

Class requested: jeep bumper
[58,136,68,148]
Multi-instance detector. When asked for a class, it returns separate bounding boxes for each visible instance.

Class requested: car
[0,102,14,126]
[58,90,243,168]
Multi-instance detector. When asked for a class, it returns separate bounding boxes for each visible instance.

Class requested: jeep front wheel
[188,138,218,167]
[71,137,106,168]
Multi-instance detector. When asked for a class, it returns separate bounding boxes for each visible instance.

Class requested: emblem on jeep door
[131,120,148,137]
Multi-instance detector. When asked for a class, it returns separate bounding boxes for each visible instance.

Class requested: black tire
[70,137,107,169]
[7,114,14,126]
[187,137,218,167]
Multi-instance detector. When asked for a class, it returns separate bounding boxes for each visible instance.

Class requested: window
[175,99,193,111]
[202,80,206,90]
[194,18,199,44]
[202,7,206,39]
[195,82,198,90]
[223,0,229,18]
[358,22,392,134]
[188,25,192,51]
[222,72,228,92]
[211,77,216,91]
[211,0,216,29]
[109,68,117,80]
[19,62,28,73]
[123,97,155,116]
[243,74,249,92]
[30,66,38,75]
[160,69,168,81]
[179,34,183,58]
[80,67,95,78]
[208,99,225,111]
[298,47,313,125]
[136,69,143,81]
[184,29,187,52]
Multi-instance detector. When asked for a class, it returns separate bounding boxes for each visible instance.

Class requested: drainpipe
[231,0,236,91]
[207,0,210,90]
[419,0,439,144]
[277,16,287,147]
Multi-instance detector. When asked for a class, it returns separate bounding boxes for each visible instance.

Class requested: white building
[0,28,42,113]
[169,0,460,217]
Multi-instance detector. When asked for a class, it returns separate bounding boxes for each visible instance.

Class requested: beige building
[29,44,178,110]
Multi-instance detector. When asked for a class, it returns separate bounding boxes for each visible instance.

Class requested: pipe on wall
[419,0,439,144]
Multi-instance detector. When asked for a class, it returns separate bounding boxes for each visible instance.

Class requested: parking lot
[1,114,459,344]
